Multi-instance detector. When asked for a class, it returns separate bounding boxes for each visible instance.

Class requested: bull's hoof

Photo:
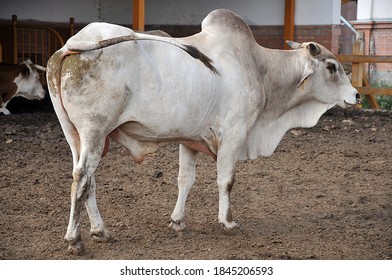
[91,230,114,243]
[169,219,186,233]
[221,221,243,235]
[67,242,85,255]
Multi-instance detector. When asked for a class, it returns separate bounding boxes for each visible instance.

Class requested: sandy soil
[1,99,391,260]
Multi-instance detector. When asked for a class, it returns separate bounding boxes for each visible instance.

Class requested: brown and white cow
[0,59,46,115]
[47,9,361,254]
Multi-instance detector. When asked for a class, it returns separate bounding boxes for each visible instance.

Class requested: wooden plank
[132,0,145,32]
[356,87,392,96]
[283,0,295,50]
[336,54,392,63]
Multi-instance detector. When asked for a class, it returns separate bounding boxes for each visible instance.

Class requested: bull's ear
[286,40,301,49]
[307,43,321,57]
[297,63,314,88]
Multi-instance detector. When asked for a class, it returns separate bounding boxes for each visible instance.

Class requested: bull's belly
[109,120,217,162]
[115,118,204,141]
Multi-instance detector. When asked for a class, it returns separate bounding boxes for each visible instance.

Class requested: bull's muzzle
[344,93,362,107]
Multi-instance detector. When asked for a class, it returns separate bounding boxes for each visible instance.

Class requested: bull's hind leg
[85,175,112,243]
[170,145,198,232]
[65,137,105,255]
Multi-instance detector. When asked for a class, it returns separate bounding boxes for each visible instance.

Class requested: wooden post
[132,0,145,32]
[351,32,379,109]
[283,0,295,49]
[363,70,380,109]
[12,15,18,64]
[70,17,75,37]
[351,33,363,91]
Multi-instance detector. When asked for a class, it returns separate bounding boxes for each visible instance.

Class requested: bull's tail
[66,33,219,75]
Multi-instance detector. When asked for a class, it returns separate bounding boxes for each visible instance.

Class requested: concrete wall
[357,0,392,21]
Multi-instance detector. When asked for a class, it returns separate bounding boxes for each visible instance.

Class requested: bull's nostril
[356,93,362,104]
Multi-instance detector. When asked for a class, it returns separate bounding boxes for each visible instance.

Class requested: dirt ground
[1,98,391,260]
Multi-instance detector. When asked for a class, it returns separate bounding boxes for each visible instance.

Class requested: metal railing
[12,15,65,85]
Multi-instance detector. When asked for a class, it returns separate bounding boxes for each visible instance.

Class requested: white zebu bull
[46,9,361,254]
[0,59,46,115]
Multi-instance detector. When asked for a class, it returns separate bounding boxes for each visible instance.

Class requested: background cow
[47,9,360,254]
[0,59,46,115]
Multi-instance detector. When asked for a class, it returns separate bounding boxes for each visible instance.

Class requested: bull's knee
[72,168,85,183]
[71,169,90,199]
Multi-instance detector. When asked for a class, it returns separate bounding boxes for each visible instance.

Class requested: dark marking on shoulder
[183,44,219,75]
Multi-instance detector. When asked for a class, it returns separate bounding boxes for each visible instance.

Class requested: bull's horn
[32,64,47,71]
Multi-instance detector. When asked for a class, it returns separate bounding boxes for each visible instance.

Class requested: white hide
[46,9,360,254]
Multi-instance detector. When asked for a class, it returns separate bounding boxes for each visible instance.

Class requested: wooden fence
[336,33,392,109]
[12,15,68,85]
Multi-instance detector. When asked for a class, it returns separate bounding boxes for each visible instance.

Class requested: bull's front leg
[217,160,238,230]
[216,134,244,231]
[170,144,198,232]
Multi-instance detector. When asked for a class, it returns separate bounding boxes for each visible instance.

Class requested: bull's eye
[326,62,337,74]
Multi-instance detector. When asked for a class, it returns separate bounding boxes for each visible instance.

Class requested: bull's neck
[255,46,307,113]
[254,45,329,130]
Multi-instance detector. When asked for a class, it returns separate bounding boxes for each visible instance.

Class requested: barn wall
[1,0,340,26]
[0,0,132,24]
[149,0,341,52]
[0,0,342,64]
